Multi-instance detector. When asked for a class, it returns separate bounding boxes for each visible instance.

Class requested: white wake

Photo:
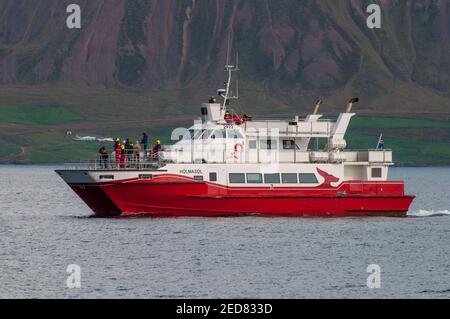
[408,209,450,217]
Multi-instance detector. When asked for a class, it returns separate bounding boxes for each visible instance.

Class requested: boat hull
[62,174,414,217]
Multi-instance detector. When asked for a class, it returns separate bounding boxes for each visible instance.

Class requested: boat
[56,59,415,217]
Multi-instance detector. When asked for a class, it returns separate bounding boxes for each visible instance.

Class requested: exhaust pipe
[313,99,322,115]
[346,97,359,113]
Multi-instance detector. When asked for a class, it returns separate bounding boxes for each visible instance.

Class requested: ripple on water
[0,165,449,298]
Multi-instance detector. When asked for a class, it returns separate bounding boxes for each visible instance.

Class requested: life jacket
[151,144,162,158]
[233,114,241,125]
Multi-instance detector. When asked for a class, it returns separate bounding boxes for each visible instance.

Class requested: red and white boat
[56,62,414,217]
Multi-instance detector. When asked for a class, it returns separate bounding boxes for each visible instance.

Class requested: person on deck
[224,111,233,124]
[120,144,126,168]
[233,113,242,125]
[124,138,133,162]
[208,96,217,103]
[98,146,109,168]
[151,139,162,159]
[141,132,148,154]
[133,141,142,162]
[242,113,253,122]
[114,138,121,166]
[379,139,385,150]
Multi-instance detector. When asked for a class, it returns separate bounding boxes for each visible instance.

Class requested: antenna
[225,34,232,68]
[220,37,239,111]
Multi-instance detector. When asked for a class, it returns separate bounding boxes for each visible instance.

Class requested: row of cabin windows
[229,173,318,184]
[248,139,300,150]
[183,129,244,140]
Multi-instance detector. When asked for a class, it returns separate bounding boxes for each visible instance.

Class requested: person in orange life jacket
[233,113,242,125]
[114,138,121,164]
[224,111,233,124]
[120,144,126,168]
[151,139,162,158]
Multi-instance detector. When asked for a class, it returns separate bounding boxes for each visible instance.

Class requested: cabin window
[299,173,318,183]
[182,129,195,140]
[281,173,297,184]
[138,174,153,180]
[99,175,114,180]
[209,172,217,182]
[249,140,257,149]
[201,107,208,116]
[227,129,244,139]
[229,173,245,183]
[193,129,206,139]
[260,139,277,150]
[247,173,263,184]
[193,176,204,181]
[371,167,382,178]
[283,140,298,150]
[202,129,214,139]
[211,129,226,139]
[264,173,280,184]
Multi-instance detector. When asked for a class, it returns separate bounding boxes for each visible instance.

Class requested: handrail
[62,149,393,170]
[63,158,162,171]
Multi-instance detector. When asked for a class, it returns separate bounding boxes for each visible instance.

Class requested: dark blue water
[0,165,449,298]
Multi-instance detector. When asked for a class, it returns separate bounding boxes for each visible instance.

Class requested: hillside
[0,0,449,164]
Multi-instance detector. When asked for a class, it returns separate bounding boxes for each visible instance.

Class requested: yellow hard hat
[156,139,161,145]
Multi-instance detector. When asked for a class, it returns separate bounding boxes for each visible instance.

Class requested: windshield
[182,129,209,140]
[182,129,195,140]
[227,129,244,139]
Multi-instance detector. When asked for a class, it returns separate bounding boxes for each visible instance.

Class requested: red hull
[70,185,121,216]
[68,175,414,217]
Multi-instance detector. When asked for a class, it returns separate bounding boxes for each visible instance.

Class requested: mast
[219,38,239,112]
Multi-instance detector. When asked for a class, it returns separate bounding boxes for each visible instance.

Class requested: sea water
[0,165,449,298]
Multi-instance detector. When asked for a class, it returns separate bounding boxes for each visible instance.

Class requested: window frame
[371,167,382,178]
[246,173,263,184]
[264,173,281,184]
[211,129,226,139]
[229,173,246,184]
[99,175,114,180]
[281,173,298,184]
[260,139,277,150]
[209,172,217,182]
[298,173,319,184]
[227,129,244,139]
[282,139,298,150]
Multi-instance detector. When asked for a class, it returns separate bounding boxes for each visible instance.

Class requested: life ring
[233,143,244,159]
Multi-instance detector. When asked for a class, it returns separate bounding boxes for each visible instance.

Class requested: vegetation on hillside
[0,107,448,166]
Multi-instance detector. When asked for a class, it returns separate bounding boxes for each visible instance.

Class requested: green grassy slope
[0,108,448,165]
[346,116,450,166]
[0,105,83,125]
